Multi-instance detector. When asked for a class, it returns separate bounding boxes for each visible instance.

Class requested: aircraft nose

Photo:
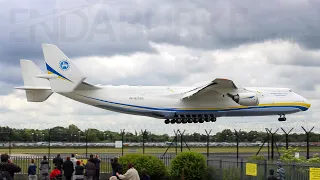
[303,98,311,110]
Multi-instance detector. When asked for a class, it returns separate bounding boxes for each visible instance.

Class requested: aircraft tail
[41,43,87,93]
[15,59,53,102]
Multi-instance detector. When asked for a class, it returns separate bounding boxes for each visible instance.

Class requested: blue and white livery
[15,43,311,124]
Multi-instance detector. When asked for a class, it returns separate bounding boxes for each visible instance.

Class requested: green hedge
[118,154,166,180]
[169,151,207,180]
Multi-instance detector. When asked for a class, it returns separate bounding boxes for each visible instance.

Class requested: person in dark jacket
[53,154,63,171]
[111,157,122,176]
[74,160,84,180]
[140,168,150,180]
[94,155,101,180]
[0,153,21,179]
[62,157,74,180]
[268,169,277,180]
[28,159,37,180]
[85,157,96,180]
[40,156,50,180]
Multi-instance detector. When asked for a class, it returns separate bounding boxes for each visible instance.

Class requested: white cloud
[0,40,319,135]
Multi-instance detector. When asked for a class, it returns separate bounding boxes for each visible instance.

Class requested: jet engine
[227,92,259,106]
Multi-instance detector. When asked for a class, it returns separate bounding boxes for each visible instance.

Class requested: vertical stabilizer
[42,43,87,93]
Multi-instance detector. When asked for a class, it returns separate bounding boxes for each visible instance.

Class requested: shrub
[222,167,240,180]
[205,166,219,180]
[169,152,207,180]
[118,154,166,180]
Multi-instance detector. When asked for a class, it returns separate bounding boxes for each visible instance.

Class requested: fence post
[48,128,51,161]
[264,160,267,180]
[240,158,244,180]
[220,159,223,180]
[120,129,125,156]
[9,128,12,156]
[291,162,295,180]
[85,129,88,159]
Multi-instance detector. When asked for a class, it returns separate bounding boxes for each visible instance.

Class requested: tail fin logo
[59,60,70,71]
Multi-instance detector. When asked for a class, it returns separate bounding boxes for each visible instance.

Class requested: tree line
[0,125,318,142]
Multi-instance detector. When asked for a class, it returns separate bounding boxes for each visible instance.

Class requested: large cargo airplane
[15,44,311,124]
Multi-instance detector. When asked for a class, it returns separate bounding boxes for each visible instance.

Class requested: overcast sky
[1,0,320,135]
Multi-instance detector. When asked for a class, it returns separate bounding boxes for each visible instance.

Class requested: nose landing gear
[278,114,286,121]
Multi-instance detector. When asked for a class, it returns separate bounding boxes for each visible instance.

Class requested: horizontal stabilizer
[15,86,51,90]
[24,89,53,102]
[36,74,59,79]
[16,59,53,102]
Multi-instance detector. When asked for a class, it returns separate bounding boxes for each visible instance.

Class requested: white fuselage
[59,85,311,119]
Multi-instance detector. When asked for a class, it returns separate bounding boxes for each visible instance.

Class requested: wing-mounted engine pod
[227,92,259,106]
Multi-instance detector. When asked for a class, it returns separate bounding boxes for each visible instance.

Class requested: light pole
[104,133,106,141]
[74,135,76,142]
[36,134,39,142]
[31,133,34,142]
[78,131,81,142]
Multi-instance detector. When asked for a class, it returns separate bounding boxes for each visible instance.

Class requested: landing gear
[278,114,286,121]
[211,117,217,122]
[164,115,217,124]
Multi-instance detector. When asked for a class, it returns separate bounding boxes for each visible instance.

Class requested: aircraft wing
[181,78,238,100]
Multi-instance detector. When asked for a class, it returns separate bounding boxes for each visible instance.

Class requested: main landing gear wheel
[278,114,286,121]
[164,115,217,124]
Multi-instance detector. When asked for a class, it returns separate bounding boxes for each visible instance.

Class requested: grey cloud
[2,0,320,92]
[276,67,320,91]
[269,52,320,67]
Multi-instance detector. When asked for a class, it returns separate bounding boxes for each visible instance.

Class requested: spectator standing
[0,154,21,179]
[28,159,37,180]
[74,160,84,180]
[94,155,101,180]
[267,169,277,180]
[70,154,77,168]
[63,157,74,180]
[40,156,50,180]
[85,156,96,180]
[276,162,286,180]
[111,157,122,176]
[53,154,63,171]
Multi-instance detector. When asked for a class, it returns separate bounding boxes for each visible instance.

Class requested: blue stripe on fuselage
[76,94,308,112]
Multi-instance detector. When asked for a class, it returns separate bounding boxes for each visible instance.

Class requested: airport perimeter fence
[8,155,320,180]
[207,159,320,180]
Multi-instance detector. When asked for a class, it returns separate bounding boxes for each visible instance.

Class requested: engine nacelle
[229,92,259,106]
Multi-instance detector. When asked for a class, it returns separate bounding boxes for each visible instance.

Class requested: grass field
[0,146,319,154]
